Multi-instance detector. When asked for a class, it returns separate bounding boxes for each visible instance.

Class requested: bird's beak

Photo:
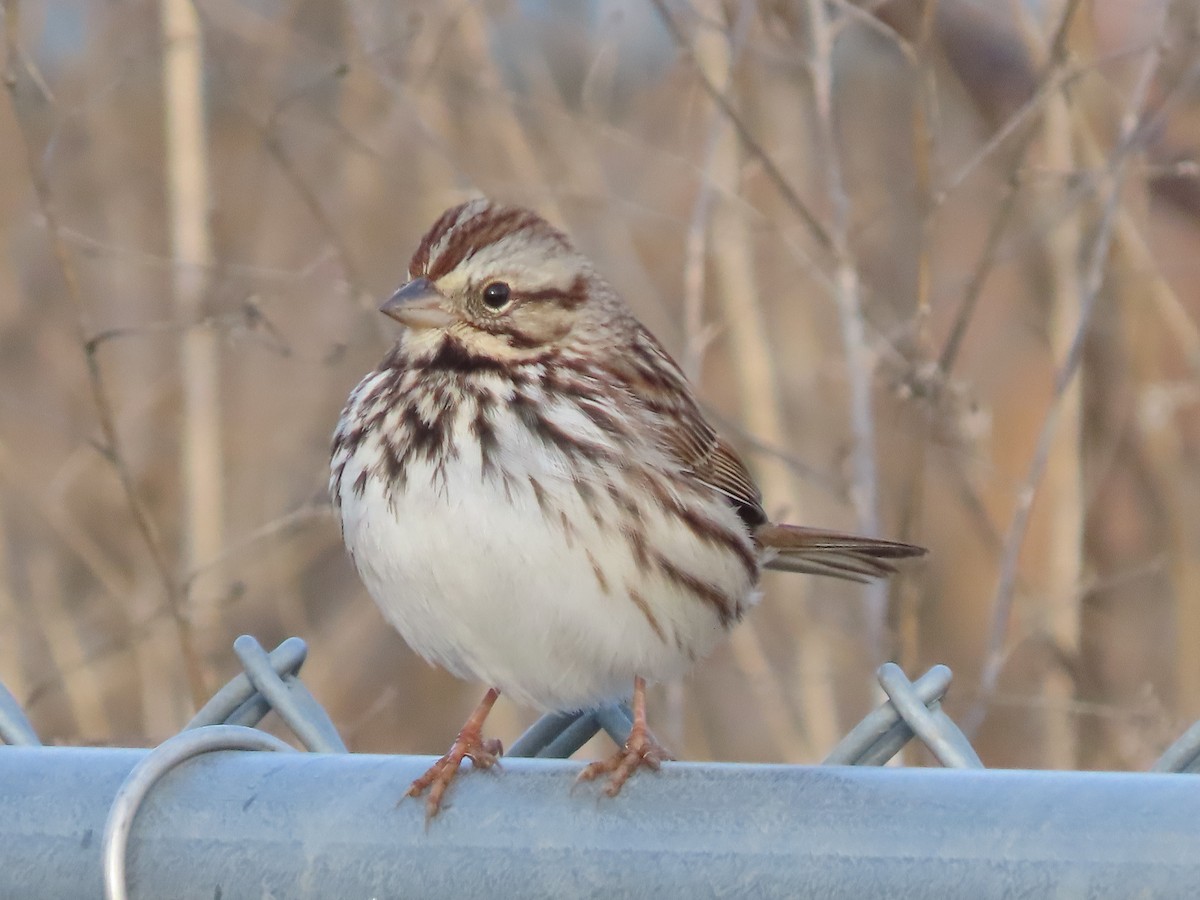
[379,277,456,330]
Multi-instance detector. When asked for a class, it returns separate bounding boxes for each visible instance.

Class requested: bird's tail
[754,523,926,582]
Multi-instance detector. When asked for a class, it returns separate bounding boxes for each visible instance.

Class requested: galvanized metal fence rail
[2,635,1199,899]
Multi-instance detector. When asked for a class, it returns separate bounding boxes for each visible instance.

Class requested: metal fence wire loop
[102,724,295,900]
[510,702,634,759]
[185,635,307,730]
[823,664,951,765]
[876,663,983,768]
[1,635,1199,897]
[186,635,347,753]
[824,664,975,766]
[1152,716,1200,773]
[0,681,41,747]
[230,635,346,753]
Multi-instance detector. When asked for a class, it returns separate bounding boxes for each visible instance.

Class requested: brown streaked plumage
[330,198,926,818]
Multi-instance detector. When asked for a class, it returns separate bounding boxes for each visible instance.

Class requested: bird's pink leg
[408,687,503,818]
[577,676,673,796]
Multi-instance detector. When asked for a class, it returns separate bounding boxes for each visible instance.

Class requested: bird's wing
[610,326,927,580]
[617,327,768,529]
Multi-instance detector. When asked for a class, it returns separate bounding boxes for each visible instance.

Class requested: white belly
[333,393,759,712]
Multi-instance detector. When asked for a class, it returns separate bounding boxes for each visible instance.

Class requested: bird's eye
[482,282,511,310]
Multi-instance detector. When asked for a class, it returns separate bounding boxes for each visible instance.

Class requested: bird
[330,198,925,817]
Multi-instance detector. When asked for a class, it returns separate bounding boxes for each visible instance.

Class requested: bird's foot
[407,728,503,819]
[576,720,672,797]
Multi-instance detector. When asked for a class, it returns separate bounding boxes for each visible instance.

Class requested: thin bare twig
[678,0,826,760]
[681,3,754,382]
[188,3,369,304]
[1031,33,1086,771]
[964,6,1169,734]
[886,0,939,697]
[162,0,224,633]
[2,0,207,706]
[649,0,833,255]
[937,0,1084,376]
[181,502,332,591]
[828,0,920,66]
[805,0,885,659]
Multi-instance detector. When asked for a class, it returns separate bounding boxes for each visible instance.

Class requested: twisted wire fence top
[6,634,1200,771]
[2,635,1199,900]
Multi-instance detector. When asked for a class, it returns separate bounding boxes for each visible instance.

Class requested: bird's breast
[330,371,761,711]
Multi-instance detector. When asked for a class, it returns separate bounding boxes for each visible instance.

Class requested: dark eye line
[475,281,575,311]
[517,287,568,302]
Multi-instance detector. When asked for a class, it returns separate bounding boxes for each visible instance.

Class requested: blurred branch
[86,301,292,359]
[56,224,327,283]
[687,0,821,761]
[680,3,753,382]
[1035,45,1086,771]
[805,0,885,659]
[888,0,938,686]
[258,128,369,298]
[702,405,845,499]
[935,36,1164,205]
[23,604,176,716]
[2,0,207,706]
[649,0,833,254]
[190,5,369,302]
[829,0,920,66]
[936,0,1084,377]
[181,502,332,593]
[162,0,224,642]
[965,4,1169,734]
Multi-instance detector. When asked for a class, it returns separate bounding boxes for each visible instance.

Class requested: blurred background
[1,0,1198,772]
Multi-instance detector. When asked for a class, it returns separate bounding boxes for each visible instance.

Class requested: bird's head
[382,199,620,363]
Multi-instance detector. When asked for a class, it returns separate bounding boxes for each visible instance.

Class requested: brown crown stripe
[410,202,577,282]
[408,202,469,277]
[426,207,546,281]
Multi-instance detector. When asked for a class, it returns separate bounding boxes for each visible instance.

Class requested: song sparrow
[330,199,924,817]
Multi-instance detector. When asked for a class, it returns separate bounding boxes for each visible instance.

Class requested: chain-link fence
[3,635,1199,899]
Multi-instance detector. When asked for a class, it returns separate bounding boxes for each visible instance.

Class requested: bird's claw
[407,732,503,819]
[577,724,672,797]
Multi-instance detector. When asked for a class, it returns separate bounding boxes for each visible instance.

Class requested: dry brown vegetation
[1,0,1199,772]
